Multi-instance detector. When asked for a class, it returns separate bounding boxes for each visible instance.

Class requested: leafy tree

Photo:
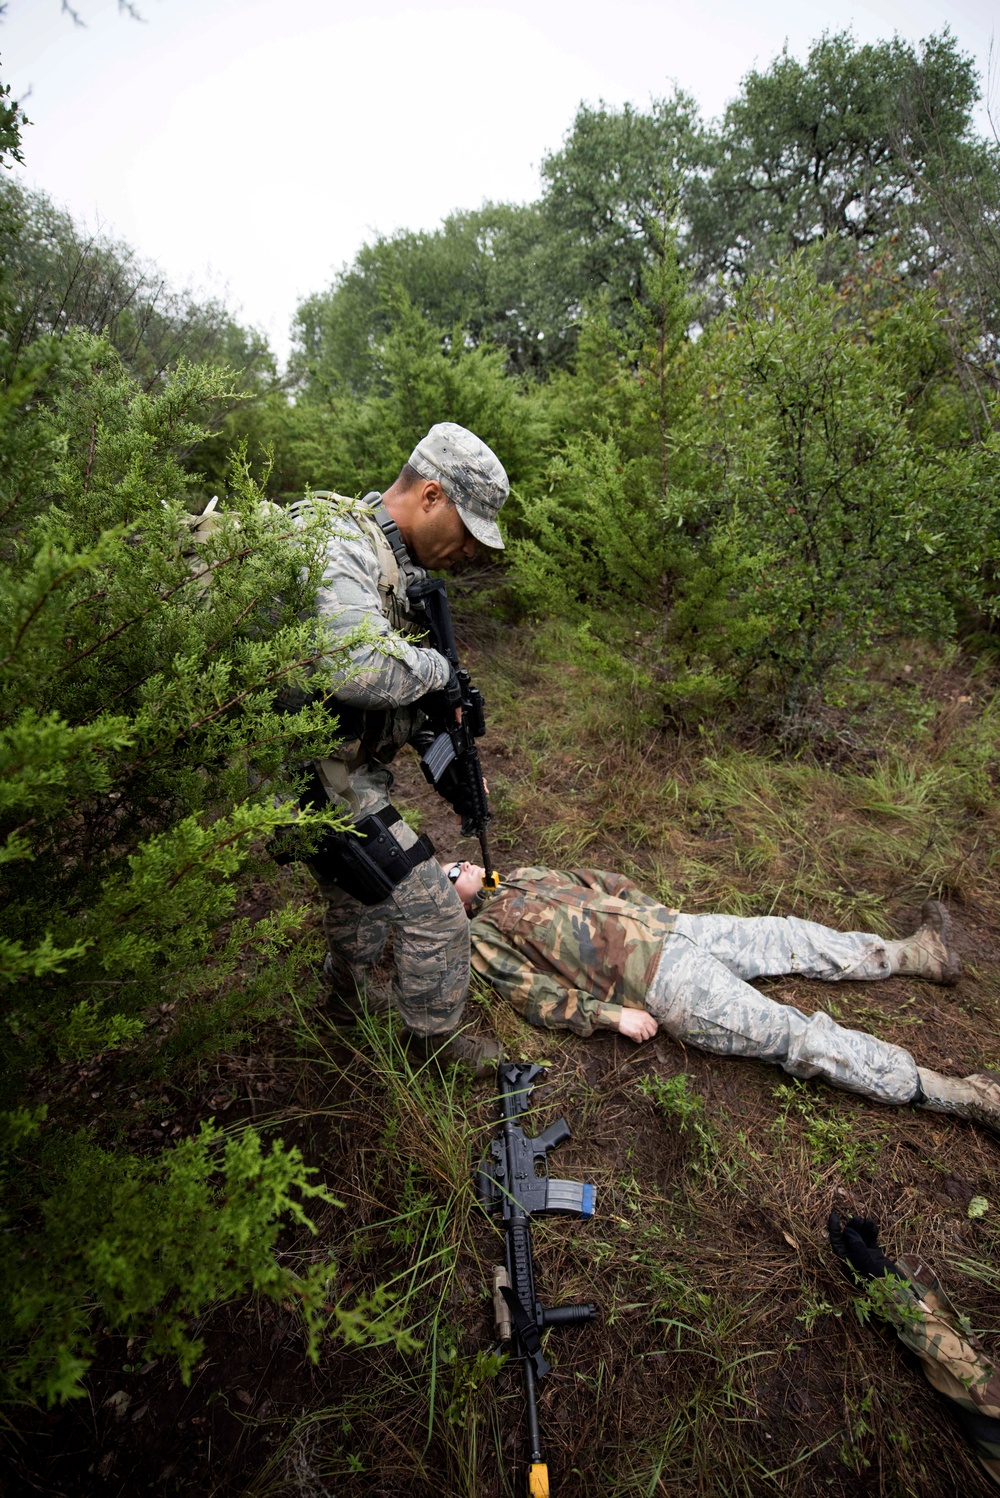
[538,95,702,330]
[688,30,983,287]
[891,88,1000,408]
[0,70,25,168]
[292,202,562,394]
[290,93,703,398]
[0,180,276,393]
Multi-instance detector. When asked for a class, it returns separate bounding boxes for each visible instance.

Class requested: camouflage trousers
[647,913,920,1105]
[312,818,470,1038]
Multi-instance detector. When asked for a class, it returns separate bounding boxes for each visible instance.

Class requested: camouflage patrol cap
[408,422,508,550]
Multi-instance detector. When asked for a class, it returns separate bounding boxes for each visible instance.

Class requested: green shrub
[0,313,377,1400]
[662,258,999,723]
[2,1120,338,1404]
[509,231,708,616]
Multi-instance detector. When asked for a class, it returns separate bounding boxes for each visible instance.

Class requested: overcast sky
[2,0,996,364]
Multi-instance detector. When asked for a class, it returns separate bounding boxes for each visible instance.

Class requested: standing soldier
[294,424,507,1075]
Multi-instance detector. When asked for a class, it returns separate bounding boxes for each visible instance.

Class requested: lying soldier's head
[440,857,487,913]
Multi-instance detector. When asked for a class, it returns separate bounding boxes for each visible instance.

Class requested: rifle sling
[371,498,415,574]
[500,1286,551,1379]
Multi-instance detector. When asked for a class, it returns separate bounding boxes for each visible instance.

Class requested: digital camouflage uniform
[470,867,920,1105]
[298,494,469,1037]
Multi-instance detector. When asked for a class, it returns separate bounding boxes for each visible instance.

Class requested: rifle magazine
[544,1180,596,1218]
[420,731,456,784]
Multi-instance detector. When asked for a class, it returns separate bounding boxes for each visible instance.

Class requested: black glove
[419,665,462,725]
[828,1212,902,1281]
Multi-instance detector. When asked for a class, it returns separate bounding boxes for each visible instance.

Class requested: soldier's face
[412,489,477,570]
[448,860,486,911]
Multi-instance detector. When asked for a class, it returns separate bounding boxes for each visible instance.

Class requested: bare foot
[618,1009,658,1043]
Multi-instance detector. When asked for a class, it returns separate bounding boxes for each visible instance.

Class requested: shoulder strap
[291,490,426,626]
[351,498,404,608]
[370,499,413,571]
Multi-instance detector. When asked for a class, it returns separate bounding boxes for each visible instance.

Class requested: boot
[884,900,962,986]
[411,1029,502,1080]
[917,1067,1000,1134]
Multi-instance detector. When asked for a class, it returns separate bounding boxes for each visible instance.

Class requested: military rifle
[408,575,499,891]
[477,1063,597,1498]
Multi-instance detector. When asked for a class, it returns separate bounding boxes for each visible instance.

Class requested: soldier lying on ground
[441,859,1000,1132]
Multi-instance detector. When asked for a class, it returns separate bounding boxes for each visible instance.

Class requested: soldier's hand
[618,1009,658,1043]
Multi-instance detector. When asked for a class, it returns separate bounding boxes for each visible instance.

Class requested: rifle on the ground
[408,575,499,890]
[477,1063,597,1498]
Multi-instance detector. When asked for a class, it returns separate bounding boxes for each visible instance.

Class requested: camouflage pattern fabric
[652,915,919,1104]
[408,422,508,550]
[316,816,470,1037]
[471,870,920,1105]
[469,867,677,1036]
[292,494,451,820]
[670,913,893,982]
[291,494,467,1032]
[880,1254,1000,1485]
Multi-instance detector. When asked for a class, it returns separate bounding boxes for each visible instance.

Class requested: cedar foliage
[0,99,412,1399]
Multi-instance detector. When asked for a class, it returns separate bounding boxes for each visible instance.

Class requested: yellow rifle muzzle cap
[528,1463,549,1498]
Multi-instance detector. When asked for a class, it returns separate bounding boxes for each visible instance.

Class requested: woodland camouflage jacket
[469,867,677,1036]
[887,1253,1000,1485]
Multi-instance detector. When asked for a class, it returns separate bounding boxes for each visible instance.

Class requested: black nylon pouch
[306,810,435,906]
[307,828,396,905]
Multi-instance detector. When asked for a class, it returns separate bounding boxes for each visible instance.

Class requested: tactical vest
[179,490,428,808]
[293,489,418,630]
[285,492,439,899]
[292,491,431,808]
